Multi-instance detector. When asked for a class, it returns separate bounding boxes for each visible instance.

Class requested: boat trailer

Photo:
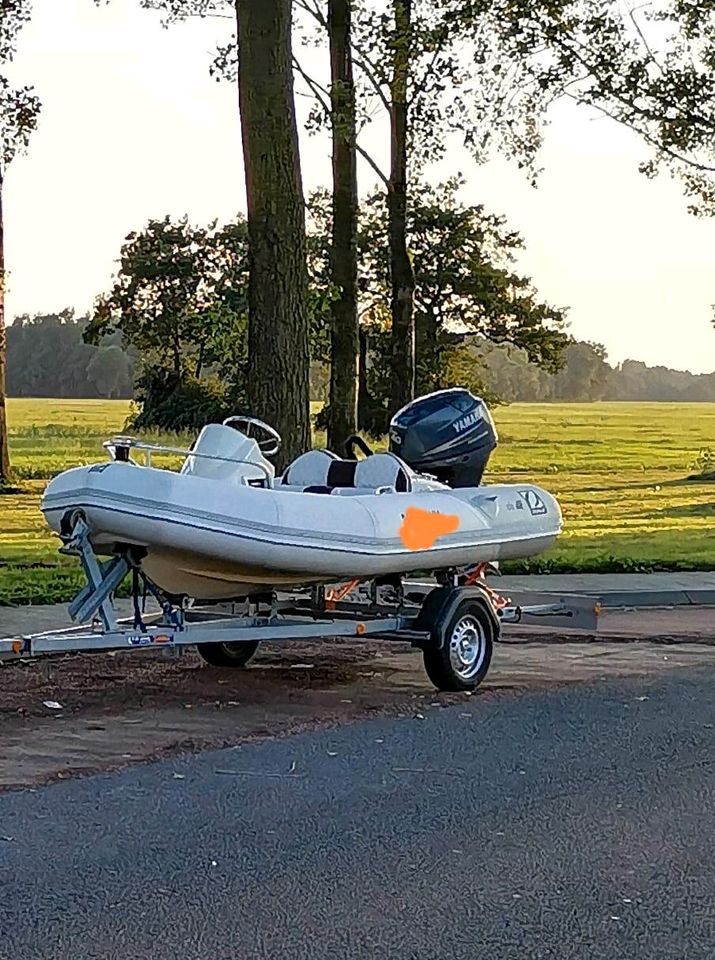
[0,518,601,691]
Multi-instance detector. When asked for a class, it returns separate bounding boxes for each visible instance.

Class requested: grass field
[1,398,714,606]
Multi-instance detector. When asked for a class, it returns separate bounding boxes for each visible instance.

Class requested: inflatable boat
[41,389,562,601]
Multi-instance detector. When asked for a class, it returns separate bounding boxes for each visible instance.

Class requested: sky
[4,0,715,374]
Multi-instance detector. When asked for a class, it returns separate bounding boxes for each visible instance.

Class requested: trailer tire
[196,640,260,668]
[422,600,494,692]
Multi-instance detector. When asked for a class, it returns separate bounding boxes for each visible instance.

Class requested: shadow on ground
[1,604,714,792]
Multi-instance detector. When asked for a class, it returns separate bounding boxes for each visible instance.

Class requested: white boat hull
[42,460,562,600]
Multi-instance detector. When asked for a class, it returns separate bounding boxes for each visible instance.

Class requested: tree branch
[292,55,389,186]
[352,52,391,113]
[410,26,450,101]
[292,54,331,113]
[554,25,714,129]
[355,140,389,186]
[294,0,327,29]
[628,5,664,74]
[566,91,715,173]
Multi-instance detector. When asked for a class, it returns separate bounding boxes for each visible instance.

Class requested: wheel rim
[448,615,486,681]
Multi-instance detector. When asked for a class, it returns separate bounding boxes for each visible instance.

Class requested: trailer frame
[1,517,601,691]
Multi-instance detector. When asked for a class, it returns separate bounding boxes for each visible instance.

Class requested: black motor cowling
[389,388,498,487]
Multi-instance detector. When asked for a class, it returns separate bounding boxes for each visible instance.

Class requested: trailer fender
[411,585,501,651]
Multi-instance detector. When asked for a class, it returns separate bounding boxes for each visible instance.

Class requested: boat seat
[353,453,411,492]
[280,449,340,487]
[281,451,412,493]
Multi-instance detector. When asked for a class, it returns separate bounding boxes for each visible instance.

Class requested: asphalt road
[1,670,714,960]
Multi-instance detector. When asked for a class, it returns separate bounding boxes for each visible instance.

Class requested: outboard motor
[389,388,498,487]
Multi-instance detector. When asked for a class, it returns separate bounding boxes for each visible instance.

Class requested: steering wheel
[223,416,282,456]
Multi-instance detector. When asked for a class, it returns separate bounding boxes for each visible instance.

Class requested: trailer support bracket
[60,519,130,630]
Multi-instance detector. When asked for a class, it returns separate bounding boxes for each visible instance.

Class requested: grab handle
[344,435,374,460]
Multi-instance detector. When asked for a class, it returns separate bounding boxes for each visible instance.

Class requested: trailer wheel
[422,600,494,692]
[196,640,260,668]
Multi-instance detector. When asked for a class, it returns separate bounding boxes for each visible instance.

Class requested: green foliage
[450,0,715,213]
[130,369,241,432]
[550,341,612,401]
[476,339,715,403]
[1,0,42,485]
[310,180,568,430]
[4,398,715,604]
[85,216,250,429]
[10,308,715,408]
[86,216,250,380]
[0,1,32,61]
[86,343,133,399]
[0,1,40,174]
[84,213,333,430]
[0,74,40,173]
[397,178,568,380]
[305,204,340,364]
[310,361,330,403]
[439,343,499,406]
[335,0,572,183]
[7,312,135,399]
[326,0,715,215]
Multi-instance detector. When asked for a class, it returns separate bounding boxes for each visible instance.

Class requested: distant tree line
[469,341,715,404]
[7,311,134,400]
[7,309,715,407]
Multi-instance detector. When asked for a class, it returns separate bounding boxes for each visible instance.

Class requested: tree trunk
[357,324,369,425]
[236,0,311,469]
[326,0,359,454]
[0,176,11,485]
[387,0,415,416]
[415,308,439,394]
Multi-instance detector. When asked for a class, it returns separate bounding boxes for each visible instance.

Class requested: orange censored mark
[399,506,460,551]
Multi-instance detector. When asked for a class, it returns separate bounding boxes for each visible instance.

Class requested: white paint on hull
[42,462,562,600]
